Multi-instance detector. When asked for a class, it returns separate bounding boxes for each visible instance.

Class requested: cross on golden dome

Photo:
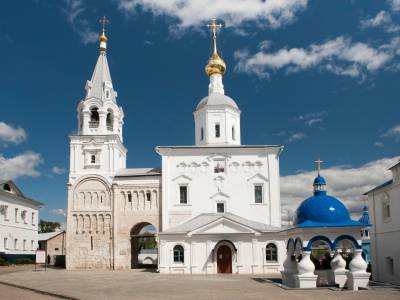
[205,18,226,77]
[99,16,109,34]
[315,158,323,175]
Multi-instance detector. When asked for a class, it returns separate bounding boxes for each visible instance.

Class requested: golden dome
[205,52,226,76]
[100,31,108,43]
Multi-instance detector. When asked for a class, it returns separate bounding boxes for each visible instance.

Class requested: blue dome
[358,206,370,225]
[293,175,363,228]
[313,175,326,185]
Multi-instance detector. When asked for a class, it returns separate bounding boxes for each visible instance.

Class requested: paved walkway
[0,268,399,300]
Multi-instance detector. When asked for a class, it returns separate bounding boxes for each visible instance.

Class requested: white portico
[157,19,284,274]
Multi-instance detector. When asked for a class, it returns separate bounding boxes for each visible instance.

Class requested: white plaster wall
[368,180,400,285]
[0,193,39,255]
[159,147,281,230]
[158,234,285,274]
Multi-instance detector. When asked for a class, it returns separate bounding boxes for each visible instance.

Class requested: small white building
[365,160,400,285]
[0,180,42,259]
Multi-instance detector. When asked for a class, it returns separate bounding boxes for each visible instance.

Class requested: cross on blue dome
[293,160,363,228]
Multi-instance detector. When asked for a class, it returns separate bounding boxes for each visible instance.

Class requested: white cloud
[292,111,327,126]
[286,132,306,143]
[49,208,67,218]
[381,124,400,141]
[374,142,385,148]
[62,0,98,44]
[360,10,400,33]
[116,0,308,32]
[51,166,66,175]
[235,36,396,79]
[281,156,399,221]
[0,122,27,145]
[388,0,400,12]
[0,152,42,180]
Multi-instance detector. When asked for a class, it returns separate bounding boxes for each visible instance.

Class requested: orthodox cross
[207,18,223,54]
[315,158,323,175]
[99,16,109,33]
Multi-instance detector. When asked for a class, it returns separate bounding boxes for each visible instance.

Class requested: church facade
[66,19,370,287]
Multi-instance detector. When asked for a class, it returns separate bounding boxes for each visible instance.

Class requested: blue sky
[1,0,399,223]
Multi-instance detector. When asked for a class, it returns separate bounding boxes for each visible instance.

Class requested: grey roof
[161,212,280,234]
[86,52,112,100]
[115,168,161,177]
[38,230,65,241]
[0,180,43,206]
[363,180,393,195]
[196,93,239,110]
[389,160,400,170]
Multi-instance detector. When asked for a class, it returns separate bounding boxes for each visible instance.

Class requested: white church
[66,18,371,289]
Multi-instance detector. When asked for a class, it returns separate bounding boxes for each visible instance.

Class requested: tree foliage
[39,219,61,233]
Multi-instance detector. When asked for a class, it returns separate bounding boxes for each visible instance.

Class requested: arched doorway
[217,245,232,274]
[130,222,157,269]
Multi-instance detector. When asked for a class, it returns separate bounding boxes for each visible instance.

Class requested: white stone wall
[158,234,285,274]
[158,146,282,230]
[0,191,39,255]
[367,170,400,285]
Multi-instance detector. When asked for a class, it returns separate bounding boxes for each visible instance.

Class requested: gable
[0,180,24,197]
[210,191,230,200]
[247,173,269,183]
[189,217,259,236]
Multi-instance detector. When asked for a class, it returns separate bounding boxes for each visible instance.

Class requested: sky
[1,0,400,224]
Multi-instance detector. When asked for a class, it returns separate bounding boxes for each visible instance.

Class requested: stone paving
[0,267,399,300]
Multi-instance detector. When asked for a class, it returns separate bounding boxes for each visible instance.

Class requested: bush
[15,258,34,265]
[0,257,10,266]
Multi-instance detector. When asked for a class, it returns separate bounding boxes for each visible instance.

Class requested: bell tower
[69,17,127,184]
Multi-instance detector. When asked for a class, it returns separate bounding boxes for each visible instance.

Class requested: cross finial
[99,16,109,34]
[207,18,223,55]
[315,158,323,175]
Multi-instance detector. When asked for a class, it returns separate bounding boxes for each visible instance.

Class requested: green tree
[39,220,61,233]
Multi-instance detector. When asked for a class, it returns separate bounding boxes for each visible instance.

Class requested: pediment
[247,173,269,182]
[172,174,192,182]
[189,217,258,236]
[210,191,230,200]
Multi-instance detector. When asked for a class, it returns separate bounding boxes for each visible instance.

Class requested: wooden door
[217,245,232,274]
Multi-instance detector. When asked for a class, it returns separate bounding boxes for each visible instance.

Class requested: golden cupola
[99,16,109,53]
[205,18,226,77]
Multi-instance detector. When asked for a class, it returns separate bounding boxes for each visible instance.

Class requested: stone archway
[130,222,157,269]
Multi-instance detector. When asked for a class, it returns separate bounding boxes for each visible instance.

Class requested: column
[346,249,370,290]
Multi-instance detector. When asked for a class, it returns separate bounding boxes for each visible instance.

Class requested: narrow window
[91,155,96,164]
[255,185,263,204]
[23,239,26,251]
[91,236,93,251]
[200,127,204,141]
[32,212,35,225]
[232,126,235,140]
[4,238,8,250]
[179,186,188,204]
[89,107,99,128]
[173,245,184,263]
[266,243,278,262]
[215,124,220,138]
[383,201,391,220]
[31,240,34,250]
[15,208,18,223]
[127,193,132,203]
[217,203,225,213]
[146,192,151,202]
[14,238,18,250]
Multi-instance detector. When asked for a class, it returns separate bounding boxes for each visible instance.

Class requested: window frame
[173,245,185,264]
[254,184,264,204]
[265,243,278,262]
[216,202,225,213]
[215,123,220,138]
[179,185,188,205]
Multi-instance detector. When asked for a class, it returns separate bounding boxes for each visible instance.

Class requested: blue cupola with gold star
[293,159,362,228]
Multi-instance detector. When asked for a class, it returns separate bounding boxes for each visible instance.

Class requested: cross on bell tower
[99,16,109,53]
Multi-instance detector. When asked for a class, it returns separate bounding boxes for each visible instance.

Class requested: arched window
[89,107,99,128]
[173,245,184,263]
[3,183,11,192]
[106,109,113,131]
[266,243,278,262]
